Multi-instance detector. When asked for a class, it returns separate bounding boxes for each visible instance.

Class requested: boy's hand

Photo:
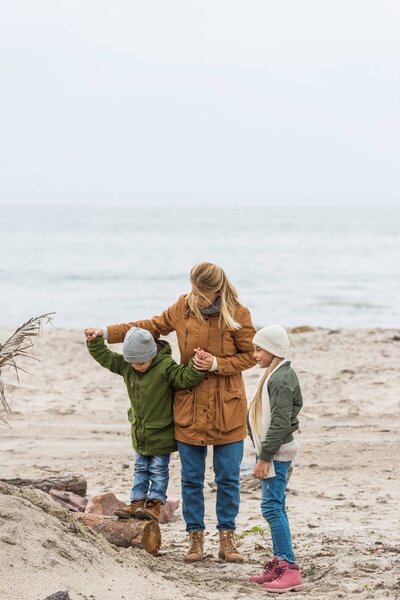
[84,328,104,340]
[193,347,214,371]
[253,459,270,480]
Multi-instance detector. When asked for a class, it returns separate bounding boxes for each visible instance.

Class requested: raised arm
[106,295,185,344]
[86,337,126,375]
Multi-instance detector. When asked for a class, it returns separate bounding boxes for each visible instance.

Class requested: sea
[0,200,399,330]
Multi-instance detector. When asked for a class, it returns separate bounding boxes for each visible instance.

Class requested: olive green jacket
[247,361,303,463]
[87,337,205,455]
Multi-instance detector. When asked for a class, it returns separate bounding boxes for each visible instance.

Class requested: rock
[45,592,71,600]
[288,326,317,334]
[159,498,180,524]
[49,489,87,512]
[84,492,125,515]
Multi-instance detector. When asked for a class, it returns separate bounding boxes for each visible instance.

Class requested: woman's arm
[213,307,257,375]
[106,295,185,344]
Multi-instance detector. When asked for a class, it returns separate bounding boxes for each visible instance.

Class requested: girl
[248,325,303,592]
[85,262,256,563]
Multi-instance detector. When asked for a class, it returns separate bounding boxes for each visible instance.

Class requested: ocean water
[0,201,399,329]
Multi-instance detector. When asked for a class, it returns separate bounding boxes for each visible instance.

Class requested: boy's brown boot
[218,529,244,563]
[114,499,145,519]
[184,530,205,562]
[135,499,162,522]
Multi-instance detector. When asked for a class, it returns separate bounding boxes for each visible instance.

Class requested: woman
[86,262,256,562]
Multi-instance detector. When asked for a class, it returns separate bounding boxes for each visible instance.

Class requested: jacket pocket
[127,407,138,448]
[173,388,195,427]
[217,389,245,433]
[145,415,174,451]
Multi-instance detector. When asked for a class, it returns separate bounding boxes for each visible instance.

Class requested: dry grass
[0,313,55,424]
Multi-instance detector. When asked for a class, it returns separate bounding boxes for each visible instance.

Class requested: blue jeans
[260,460,296,563]
[130,452,170,504]
[177,440,244,532]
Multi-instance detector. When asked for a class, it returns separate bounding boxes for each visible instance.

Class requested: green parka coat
[87,337,205,455]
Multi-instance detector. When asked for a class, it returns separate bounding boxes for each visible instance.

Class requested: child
[85,326,206,523]
[247,325,303,593]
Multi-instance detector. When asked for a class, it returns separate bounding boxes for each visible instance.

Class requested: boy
[85,326,206,523]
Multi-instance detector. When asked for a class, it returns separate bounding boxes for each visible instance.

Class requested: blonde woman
[85,262,256,563]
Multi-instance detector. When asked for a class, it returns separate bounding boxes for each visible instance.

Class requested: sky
[0,1,399,205]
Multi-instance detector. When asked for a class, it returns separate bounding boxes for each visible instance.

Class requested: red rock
[159,498,180,524]
[84,492,125,515]
[49,489,87,512]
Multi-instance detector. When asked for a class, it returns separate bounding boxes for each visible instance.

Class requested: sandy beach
[1,326,399,600]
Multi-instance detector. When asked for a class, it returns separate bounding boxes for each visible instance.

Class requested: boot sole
[114,511,135,519]
[184,556,204,563]
[262,585,303,593]
[135,509,159,523]
[218,552,244,564]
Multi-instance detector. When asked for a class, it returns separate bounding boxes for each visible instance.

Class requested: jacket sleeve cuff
[259,449,274,463]
[102,327,108,340]
[210,356,218,371]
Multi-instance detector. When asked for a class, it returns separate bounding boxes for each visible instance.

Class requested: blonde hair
[187,262,241,330]
[248,356,282,437]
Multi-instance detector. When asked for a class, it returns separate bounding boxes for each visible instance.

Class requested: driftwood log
[76,514,161,555]
[0,474,87,496]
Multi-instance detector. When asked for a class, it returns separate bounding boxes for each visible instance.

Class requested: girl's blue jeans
[261,460,296,563]
[130,452,170,504]
[177,440,244,532]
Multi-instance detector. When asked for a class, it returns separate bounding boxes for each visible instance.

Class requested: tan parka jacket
[107,294,257,446]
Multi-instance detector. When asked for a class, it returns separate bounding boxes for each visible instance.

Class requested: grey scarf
[200,296,221,316]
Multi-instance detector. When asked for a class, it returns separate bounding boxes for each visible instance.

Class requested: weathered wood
[76,513,161,555]
[0,474,87,496]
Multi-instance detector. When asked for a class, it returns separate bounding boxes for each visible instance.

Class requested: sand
[1,327,399,600]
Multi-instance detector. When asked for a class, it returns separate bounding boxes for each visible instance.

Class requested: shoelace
[274,566,288,581]
[189,532,203,552]
[263,559,277,574]
[221,532,239,554]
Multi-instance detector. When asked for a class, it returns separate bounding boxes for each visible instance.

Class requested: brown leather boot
[135,499,162,522]
[184,530,205,562]
[114,499,145,519]
[218,529,244,563]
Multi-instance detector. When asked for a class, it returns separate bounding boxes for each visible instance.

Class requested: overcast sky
[1,1,399,204]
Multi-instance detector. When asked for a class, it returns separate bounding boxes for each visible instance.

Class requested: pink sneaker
[262,560,303,593]
[248,556,279,584]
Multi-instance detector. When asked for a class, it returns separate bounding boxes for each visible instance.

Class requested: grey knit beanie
[252,325,289,358]
[123,327,157,363]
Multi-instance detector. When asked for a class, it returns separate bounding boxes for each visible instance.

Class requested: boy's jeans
[261,460,296,563]
[130,452,170,504]
[177,440,244,532]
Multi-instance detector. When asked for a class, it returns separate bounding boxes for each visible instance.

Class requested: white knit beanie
[123,327,157,363]
[252,325,289,358]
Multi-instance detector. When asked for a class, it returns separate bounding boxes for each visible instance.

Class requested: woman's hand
[193,347,215,371]
[253,459,270,479]
[84,328,103,340]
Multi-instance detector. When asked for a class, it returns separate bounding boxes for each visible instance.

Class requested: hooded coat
[87,336,205,455]
[106,294,256,446]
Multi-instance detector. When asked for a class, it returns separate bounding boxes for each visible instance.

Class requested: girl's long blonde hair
[248,356,282,437]
[187,262,241,330]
